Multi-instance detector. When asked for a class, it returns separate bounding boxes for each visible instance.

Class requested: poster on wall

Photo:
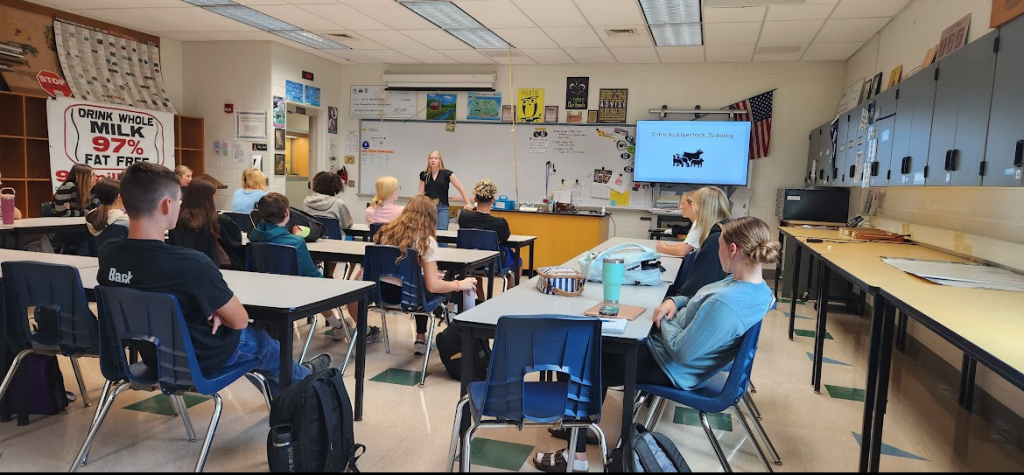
[566,77,589,110]
[517,88,544,123]
[236,111,268,140]
[273,96,286,129]
[0,6,64,95]
[53,20,177,113]
[304,85,321,107]
[467,93,501,120]
[598,88,628,123]
[46,97,174,190]
[328,106,338,134]
[350,85,415,118]
[426,93,456,121]
[285,80,304,102]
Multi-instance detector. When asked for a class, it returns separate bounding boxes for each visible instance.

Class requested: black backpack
[286,207,327,243]
[607,423,691,472]
[267,368,364,472]
[435,321,490,381]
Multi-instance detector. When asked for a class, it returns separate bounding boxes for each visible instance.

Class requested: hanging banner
[47,97,174,188]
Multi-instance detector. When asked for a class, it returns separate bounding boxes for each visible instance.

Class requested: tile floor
[2,291,1024,472]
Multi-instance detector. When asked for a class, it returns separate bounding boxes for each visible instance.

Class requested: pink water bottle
[0,187,15,225]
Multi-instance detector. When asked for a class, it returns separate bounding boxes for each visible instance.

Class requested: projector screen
[633,120,752,185]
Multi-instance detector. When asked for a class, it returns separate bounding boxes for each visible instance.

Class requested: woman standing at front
[418,150,474,230]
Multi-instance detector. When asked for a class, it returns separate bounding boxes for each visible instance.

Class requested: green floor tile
[369,368,426,386]
[463,438,535,471]
[825,385,867,402]
[793,329,833,340]
[123,393,210,416]
[778,298,805,305]
[672,407,732,432]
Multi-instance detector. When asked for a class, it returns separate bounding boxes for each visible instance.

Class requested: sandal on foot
[532,449,587,473]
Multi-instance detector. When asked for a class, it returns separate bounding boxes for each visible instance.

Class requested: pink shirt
[366,203,404,224]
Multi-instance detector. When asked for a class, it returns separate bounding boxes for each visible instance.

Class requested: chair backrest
[713,320,763,409]
[665,223,726,300]
[368,223,384,240]
[361,245,432,311]
[664,250,696,300]
[456,228,500,252]
[317,216,343,240]
[95,224,128,251]
[247,242,301,276]
[222,211,254,233]
[41,202,54,218]
[480,315,603,426]
[168,228,220,265]
[95,286,212,394]
[1,261,98,356]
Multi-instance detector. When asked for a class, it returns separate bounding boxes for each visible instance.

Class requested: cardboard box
[839,227,905,242]
[991,0,1024,28]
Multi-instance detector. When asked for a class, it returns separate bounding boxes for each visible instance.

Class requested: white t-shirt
[684,224,703,251]
[381,236,439,287]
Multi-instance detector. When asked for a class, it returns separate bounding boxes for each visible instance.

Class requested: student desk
[346,223,539,285]
[0,217,88,249]
[777,226,850,339]
[0,248,100,272]
[452,237,682,467]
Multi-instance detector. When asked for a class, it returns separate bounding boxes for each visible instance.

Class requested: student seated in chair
[532,216,779,472]
[97,163,332,391]
[85,178,129,236]
[457,178,520,292]
[656,187,731,257]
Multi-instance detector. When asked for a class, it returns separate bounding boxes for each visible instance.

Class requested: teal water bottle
[602,257,625,303]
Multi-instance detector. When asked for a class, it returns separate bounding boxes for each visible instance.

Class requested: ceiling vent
[756,45,804,55]
[328,33,355,39]
[605,28,640,37]
[705,0,805,6]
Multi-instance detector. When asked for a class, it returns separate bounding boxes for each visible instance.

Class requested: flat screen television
[633,120,753,185]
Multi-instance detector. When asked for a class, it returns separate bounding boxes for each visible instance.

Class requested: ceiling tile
[766,4,836,21]
[233,0,290,5]
[490,28,557,48]
[656,46,705,63]
[437,49,498,64]
[357,30,427,50]
[563,47,616,63]
[703,22,761,46]
[511,0,588,27]
[308,49,351,64]
[802,41,864,60]
[542,26,604,48]
[233,29,312,50]
[310,31,387,50]
[831,0,909,19]
[518,48,574,64]
[576,0,646,26]
[815,18,890,43]
[34,0,182,8]
[340,0,437,29]
[454,0,536,28]
[400,29,472,49]
[159,31,247,42]
[251,5,344,31]
[703,6,766,23]
[753,44,806,62]
[283,0,337,4]
[758,20,825,45]
[595,26,653,47]
[332,49,422,64]
[397,49,460,64]
[704,44,755,62]
[609,47,659,64]
[299,3,390,31]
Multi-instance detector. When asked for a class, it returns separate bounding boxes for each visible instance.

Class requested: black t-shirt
[98,238,238,376]
[419,169,453,206]
[457,210,511,244]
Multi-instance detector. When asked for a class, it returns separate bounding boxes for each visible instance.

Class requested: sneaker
[301,353,333,374]
[413,339,427,355]
[327,316,346,342]
[366,326,383,343]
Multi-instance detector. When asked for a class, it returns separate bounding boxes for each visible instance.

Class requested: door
[985,18,1024,186]
[816,124,832,185]
[869,88,897,187]
[891,63,937,186]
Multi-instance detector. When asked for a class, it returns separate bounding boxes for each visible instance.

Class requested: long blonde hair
[241,167,267,191]
[691,186,731,245]
[374,195,437,264]
[721,216,781,266]
[371,176,399,207]
[422,150,445,178]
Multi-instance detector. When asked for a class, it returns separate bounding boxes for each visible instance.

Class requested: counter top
[491,208,610,218]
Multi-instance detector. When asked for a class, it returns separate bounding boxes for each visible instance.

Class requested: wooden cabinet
[0,91,205,217]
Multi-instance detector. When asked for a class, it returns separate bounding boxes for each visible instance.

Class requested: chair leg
[734,403,773,473]
[194,393,224,472]
[447,395,469,472]
[173,394,199,442]
[698,411,732,473]
[378,308,391,354]
[744,391,762,420]
[567,428,580,472]
[69,356,91,407]
[749,381,757,393]
[742,396,782,465]
[0,349,33,404]
[420,312,437,387]
[643,396,666,431]
[340,326,358,377]
[70,383,131,472]
[460,422,480,472]
[80,380,115,467]
[590,423,610,466]
[244,372,274,413]
[299,314,318,363]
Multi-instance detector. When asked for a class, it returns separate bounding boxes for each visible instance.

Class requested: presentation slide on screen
[633,120,752,185]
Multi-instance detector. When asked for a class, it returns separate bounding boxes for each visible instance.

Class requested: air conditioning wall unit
[382,73,497,91]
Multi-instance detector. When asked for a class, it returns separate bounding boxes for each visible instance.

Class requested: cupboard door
[806,127,820,185]
[893,63,937,186]
[985,18,1024,186]
[869,88,898,187]
[842,105,864,187]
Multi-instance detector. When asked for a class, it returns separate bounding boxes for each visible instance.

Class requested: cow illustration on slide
[672,149,704,167]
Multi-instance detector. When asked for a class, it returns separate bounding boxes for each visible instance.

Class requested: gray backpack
[608,424,691,472]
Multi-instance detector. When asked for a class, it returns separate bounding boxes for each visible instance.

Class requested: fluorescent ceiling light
[205,5,299,31]
[447,29,509,49]
[272,30,350,49]
[400,1,483,29]
[638,0,701,24]
[182,0,235,6]
[649,23,702,46]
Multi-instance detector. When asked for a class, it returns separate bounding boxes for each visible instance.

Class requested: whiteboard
[358,119,654,210]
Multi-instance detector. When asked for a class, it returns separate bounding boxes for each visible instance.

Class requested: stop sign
[36,70,73,98]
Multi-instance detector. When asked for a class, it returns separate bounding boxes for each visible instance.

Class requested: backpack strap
[312,380,338,472]
[650,431,691,472]
[326,374,365,472]
[633,432,661,472]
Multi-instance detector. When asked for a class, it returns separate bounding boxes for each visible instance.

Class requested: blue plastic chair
[455,229,515,288]
[368,222,384,241]
[636,321,771,473]
[317,216,344,240]
[70,286,271,472]
[85,224,129,257]
[246,242,320,363]
[41,202,54,217]
[446,315,606,472]
[221,211,254,233]
[0,262,99,410]
[360,245,446,386]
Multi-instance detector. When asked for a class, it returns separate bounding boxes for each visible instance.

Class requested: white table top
[302,238,499,266]
[347,223,537,244]
[0,249,100,272]
[0,217,87,229]
[455,238,681,341]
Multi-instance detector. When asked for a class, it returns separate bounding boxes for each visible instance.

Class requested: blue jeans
[226,327,309,388]
[436,203,450,230]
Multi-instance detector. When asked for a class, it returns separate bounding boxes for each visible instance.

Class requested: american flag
[729,90,774,159]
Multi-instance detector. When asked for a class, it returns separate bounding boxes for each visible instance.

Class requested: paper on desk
[601,318,627,334]
[883,257,1024,292]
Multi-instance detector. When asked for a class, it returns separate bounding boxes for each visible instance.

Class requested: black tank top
[419,169,453,206]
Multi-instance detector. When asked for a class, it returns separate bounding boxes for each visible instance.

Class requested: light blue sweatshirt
[646,276,773,390]
[231,189,268,213]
